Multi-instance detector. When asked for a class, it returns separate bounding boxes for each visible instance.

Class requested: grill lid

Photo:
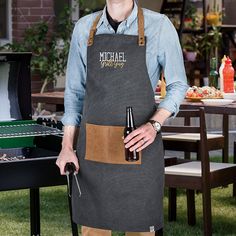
[0,52,32,121]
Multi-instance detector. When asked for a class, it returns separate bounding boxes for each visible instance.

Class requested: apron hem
[73,217,164,233]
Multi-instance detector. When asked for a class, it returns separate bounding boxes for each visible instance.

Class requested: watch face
[154,122,161,132]
[149,120,161,132]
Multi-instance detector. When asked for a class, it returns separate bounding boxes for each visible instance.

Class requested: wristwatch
[148,120,161,133]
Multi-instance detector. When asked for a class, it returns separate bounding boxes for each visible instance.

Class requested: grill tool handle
[65,162,81,197]
[65,162,76,174]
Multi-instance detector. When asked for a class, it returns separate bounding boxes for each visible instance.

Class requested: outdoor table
[156,98,236,163]
[31,92,236,162]
[32,91,64,111]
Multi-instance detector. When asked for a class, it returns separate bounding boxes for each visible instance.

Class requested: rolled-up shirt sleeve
[61,22,86,126]
[157,16,189,117]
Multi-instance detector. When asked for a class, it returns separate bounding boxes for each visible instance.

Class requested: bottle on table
[124,107,139,162]
[223,57,235,93]
[209,57,219,88]
[160,73,166,98]
[219,55,227,92]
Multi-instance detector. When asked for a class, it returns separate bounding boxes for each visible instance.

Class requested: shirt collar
[97,1,138,29]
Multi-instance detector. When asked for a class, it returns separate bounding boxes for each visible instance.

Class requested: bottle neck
[126,107,135,128]
[210,58,217,70]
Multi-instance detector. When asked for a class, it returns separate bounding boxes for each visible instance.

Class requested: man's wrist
[148,120,162,133]
[61,144,74,151]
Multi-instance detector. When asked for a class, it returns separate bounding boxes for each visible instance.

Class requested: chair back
[162,108,210,181]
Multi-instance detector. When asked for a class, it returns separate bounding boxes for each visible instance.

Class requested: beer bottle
[209,57,219,88]
[124,107,139,162]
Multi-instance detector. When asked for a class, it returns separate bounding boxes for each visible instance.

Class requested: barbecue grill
[0,52,77,236]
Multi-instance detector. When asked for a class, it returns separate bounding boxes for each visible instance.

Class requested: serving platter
[186,97,223,102]
[223,93,236,100]
[201,99,234,106]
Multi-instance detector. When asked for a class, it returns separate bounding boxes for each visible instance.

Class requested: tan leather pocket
[85,123,141,164]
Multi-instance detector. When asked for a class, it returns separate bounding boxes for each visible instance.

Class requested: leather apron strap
[87,7,145,46]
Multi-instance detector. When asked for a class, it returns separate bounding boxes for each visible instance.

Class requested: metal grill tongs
[65,162,82,198]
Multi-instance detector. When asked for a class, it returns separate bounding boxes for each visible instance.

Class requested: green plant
[183,35,200,53]
[184,3,198,29]
[198,26,222,58]
[185,3,197,19]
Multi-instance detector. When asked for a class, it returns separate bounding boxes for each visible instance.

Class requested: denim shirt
[62,2,188,126]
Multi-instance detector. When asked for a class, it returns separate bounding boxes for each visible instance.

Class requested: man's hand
[56,147,79,175]
[123,108,171,152]
[56,125,80,175]
[124,122,157,152]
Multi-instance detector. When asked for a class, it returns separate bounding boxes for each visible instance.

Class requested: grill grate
[0,123,63,138]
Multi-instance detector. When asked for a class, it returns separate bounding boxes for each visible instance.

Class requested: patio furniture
[155,97,236,165]
[163,108,236,236]
[162,107,225,226]
[32,91,65,112]
[164,156,177,167]
[162,114,225,162]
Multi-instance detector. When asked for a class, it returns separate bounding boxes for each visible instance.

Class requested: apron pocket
[85,123,141,165]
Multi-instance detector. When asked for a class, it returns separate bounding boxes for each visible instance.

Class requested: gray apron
[72,7,164,232]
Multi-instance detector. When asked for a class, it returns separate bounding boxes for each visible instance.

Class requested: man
[56,0,188,235]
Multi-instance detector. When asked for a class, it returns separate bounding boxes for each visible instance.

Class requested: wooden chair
[162,113,226,163]
[162,108,236,236]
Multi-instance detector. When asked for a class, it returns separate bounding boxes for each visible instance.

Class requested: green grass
[1,185,236,236]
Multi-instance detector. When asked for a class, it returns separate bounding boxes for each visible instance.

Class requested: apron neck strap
[88,13,102,46]
[137,7,145,46]
[87,7,145,47]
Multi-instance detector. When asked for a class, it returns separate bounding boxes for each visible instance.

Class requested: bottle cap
[210,57,217,68]
[221,55,227,63]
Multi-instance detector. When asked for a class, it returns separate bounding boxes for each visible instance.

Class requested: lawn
[0,184,236,236]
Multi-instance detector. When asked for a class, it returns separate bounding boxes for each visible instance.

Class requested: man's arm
[124,15,188,152]
[56,126,80,175]
[56,19,87,175]
[150,108,171,126]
